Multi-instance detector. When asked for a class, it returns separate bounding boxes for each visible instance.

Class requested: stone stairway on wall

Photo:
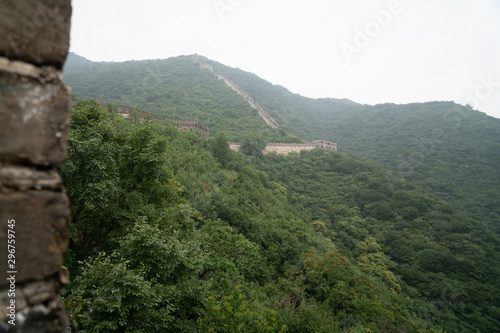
[193,56,338,155]
[195,56,280,128]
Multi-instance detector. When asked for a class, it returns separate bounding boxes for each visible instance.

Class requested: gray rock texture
[0,0,72,331]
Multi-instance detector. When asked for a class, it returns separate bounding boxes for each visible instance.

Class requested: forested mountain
[209,61,500,235]
[62,53,296,144]
[61,101,499,332]
[63,53,500,234]
[61,54,500,332]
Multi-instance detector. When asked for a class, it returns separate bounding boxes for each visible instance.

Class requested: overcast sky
[70,0,500,119]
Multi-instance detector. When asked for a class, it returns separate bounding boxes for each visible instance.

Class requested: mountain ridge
[62,52,500,233]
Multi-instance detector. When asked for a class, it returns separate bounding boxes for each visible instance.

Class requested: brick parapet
[96,102,210,139]
[228,141,337,156]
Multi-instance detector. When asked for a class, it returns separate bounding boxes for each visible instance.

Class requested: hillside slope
[62,53,500,233]
[63,53,294,143]
[210,59,500,233]
[61,100,500,332]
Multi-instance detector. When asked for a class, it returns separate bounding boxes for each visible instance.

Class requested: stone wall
[228,141,337,156]
[97,101,165,121]
[311,140,337,151]
[96,101,210,139]
[193,57,338,150]
[215,74,279,128]
[0,1,72,332]
[264,142,317,156]
[195,57,280,129]
[174,120,210,139]
[228,142,241,152]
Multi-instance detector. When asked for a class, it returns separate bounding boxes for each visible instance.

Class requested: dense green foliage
[63,53,294,144]
[60,101,499,332]
[251,150,500,332]
[63,53,500,234]
[210,62,500,234]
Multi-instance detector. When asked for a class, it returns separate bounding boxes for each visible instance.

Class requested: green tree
[59,100,180,269]
[209,132,232,167]
[240,134,266,156]
[200,286,286,333]
[355,237,401,292]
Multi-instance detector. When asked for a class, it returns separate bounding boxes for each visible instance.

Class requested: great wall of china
[102,101,337,155]
[97,102,210,139]
[229,140,337,156]
[195,57,280,128]
[194,56,337,155]
[95,58,337,156]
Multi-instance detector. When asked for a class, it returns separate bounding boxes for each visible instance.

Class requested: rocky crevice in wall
[0,0,72,331]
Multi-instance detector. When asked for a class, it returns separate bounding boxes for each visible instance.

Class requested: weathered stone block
[0,163,63,193]
[0,190,69,288]
[0,0,72,69]
[0,58,70,166]
[18,298,68,333]
[0,296,68,333]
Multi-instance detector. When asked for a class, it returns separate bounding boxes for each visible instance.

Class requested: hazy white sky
[70,0,500,119]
